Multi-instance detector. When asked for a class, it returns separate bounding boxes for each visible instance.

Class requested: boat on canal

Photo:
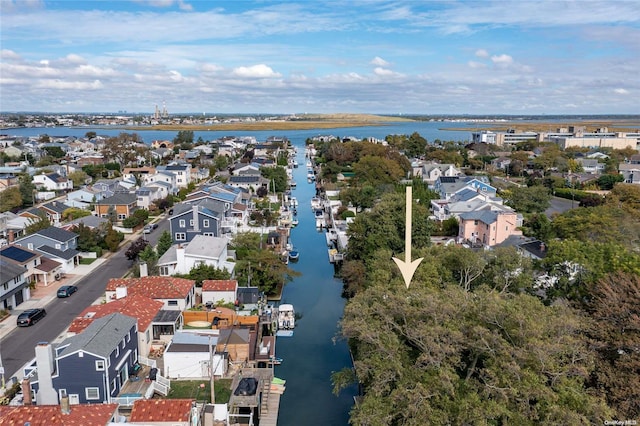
[288,249,299,261]
[278,304,295,329]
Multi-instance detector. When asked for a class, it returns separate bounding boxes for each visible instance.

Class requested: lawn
[166,379,232,404]
[79,257,97,265]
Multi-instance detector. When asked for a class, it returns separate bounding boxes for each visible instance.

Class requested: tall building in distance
[153,101,169,119]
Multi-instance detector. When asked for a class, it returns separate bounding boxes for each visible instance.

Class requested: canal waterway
[273,143,356,425]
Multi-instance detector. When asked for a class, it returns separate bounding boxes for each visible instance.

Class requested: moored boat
[278,304,295,329]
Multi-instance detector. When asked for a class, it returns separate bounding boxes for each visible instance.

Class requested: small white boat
[288,249,299,260]
[278,304,295,329]
[292,160,298,168]
[306,160,312,168]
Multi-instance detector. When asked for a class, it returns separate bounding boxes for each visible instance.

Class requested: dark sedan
[17,308,47,327]
[57,285,78,298]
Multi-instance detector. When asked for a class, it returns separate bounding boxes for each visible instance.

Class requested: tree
[0,187,23,212]
[260,166,288,193]
[353,156,405,187]
[43,146,65,158]
[138,245,158,274]
[62,207,91,221]
[405,132,427,158]
[104,224,123,252]
[125,238,149,261]
[336,283,611,424]
[156,230,172,257]
[25,215,51,235]
[183,263,231,286]
[173,130,194,147]
[18,173,35,207]
[101,132,142,167]
[68,170,90,188]
[503,185,551,213]
[584,272,640,419]
[85,131,97,139]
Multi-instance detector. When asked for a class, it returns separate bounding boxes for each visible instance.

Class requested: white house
[157,235,236,277]
[163,331,226,379]
[202,280,238,305]
[32,172,72,191]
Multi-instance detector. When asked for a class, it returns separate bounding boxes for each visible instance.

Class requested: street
[0,218,169,382]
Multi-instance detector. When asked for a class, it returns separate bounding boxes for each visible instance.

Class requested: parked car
[57,285,78,298]
[143,225,153,234]
[17,308,47,327]
[152,223,159,229]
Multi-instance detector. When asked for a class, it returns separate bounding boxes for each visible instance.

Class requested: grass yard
[79,257,97,265]
[166,379,232,404]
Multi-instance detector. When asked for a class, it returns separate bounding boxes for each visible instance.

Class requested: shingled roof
[202,279,237,292]
[0,403,118,426]
[57,313,136,359]
[106,276,195,299]
[129,399,194,422]
[69,294,164,334]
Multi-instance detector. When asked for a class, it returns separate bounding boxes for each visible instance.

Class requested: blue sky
[1,0,638,114]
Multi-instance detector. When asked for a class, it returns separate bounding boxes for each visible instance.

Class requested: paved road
[0,217,169,382]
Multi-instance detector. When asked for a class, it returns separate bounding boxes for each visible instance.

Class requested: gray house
[169,202,221,243]
[27,313,138,405]
[13,226,79,272]
[0,258,28,310]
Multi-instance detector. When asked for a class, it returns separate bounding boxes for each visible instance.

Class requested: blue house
[169,202,220,243]
[13,226,79,272]
[28,313,138,405]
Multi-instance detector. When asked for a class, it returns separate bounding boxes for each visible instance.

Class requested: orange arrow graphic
[392,186,423,288]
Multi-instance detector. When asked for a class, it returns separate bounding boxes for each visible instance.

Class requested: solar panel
[0,245,36,263]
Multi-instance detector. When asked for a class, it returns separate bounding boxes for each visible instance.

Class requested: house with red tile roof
[129,398,197,425]
[68,293,172,357]
[106,276,196,311]
[0,403,119,426]
[202,279,238,305]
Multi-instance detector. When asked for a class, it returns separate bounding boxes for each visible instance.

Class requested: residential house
[228,175,267,192]
[95,193,138,221]
[135,186,164,209]
[236,286,262,311]
[163,333,226,379]
[157,235,235,276]
[27,314,138,405]
[39,201,72,225]
[0,211,19,239]
[13,226,79,272]
[0,173,18,190]
[66,187,104,209]
[32,172,73,192]
[1,245,61,287]
[156,163,191,188]
[202,279,238,305]
[629,154,640,164]
[92,178,128,198]
[169,203,221,243]
[619,163,640,184]
[122,167,156,186]
[420,163,462,184]
[68,294,169,358]
[105,276,196,311]
[0,404,119,426]
[433,176,497,200]
[430,188,510,222]
[148,170,178,194]
[458,210,522,247]
[0,258,29,310]
[576,158,605,174]
[61,215,109,232]
[232,163,261,176]
[129,398,199,425]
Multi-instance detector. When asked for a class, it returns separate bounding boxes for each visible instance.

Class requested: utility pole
[214,336,216,404]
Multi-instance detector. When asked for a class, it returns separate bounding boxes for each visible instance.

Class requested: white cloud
[614,88,629,94]
[467,61,486,69]
[373,67,402,77]
[0,49,21,61]
[475,49,489,58]
[35,79,103,90]
[371,56,390,67]
[491,54,513,66]
[232,64,281,78]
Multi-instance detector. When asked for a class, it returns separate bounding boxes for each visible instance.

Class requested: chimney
[540,242,546,252]
[177,244,186,268]
[139,262,148,278]
[60,390,71,415]
[115,286,128,299]
[35,342,59,405]
[21,378,33,405]
[192,205,199,232]
[8,230,14,243]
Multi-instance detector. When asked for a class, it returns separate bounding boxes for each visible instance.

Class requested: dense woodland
[314,135,640,424]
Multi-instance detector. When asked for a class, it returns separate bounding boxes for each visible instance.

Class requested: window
[125,333,130,343]
[474,220,478,226]
[85,387,100,400]
[203,219,210,227]
[203,233,214,237]
[179,219,186,227]
[160,266,169,276]
[118,214,126,220]
[189,219,194,226]
[168,300,178,306]
[121,338,126,348]
[55,244,61,250]
[175,233,186,241]
[95,360,105,371]
[115,346,119,357]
